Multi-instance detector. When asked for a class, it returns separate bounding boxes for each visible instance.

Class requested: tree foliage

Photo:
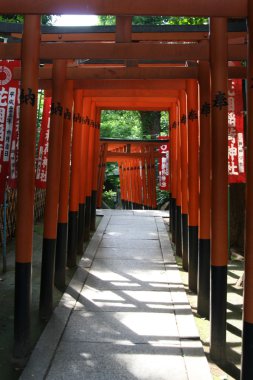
[99,16,208,26]
[100,110,142,139]
[0,15,53,25]
[100,110,169,139]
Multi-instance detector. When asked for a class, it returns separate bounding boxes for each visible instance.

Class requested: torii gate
[0,3,252,379]
[100,139,167,210]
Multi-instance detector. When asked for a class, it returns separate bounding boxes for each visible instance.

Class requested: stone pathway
[20,210,212,380]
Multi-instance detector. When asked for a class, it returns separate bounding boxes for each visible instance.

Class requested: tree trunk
[140,111,161,139]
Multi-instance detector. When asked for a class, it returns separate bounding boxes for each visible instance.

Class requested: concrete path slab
[75,288,173,312]
[45,342,188,380]
[103,231,159,239]
[105,224,158,232]
[85,259,170,291]
[95,247,163,261]
[100,238,160,248]
[20,210,211,380]
[61,311,180,344]
[109,216,155,225]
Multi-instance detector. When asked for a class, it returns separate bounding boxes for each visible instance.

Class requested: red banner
[8,88,20,189]
[0,60,20,203]
[158,136,170,191]
[35,97,51,188]
[228,79,246,183]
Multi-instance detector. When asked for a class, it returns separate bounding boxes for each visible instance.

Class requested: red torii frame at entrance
[0,5,252,379]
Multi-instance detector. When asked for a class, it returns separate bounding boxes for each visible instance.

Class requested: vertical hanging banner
[158,136,170,191]
[228,79,246,183]
[35,97,51,188]
[0,60,20,203]
[8,87,20,189]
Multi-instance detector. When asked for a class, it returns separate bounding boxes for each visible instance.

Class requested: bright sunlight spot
[53,15,98,26]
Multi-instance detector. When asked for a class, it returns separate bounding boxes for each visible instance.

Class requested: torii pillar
[241,2,253,378]
[13,15,40,363]
[170,104,177,242]
[55,80,74,289]
[186,79,199,293]
[176,102,182,257]
[39,60,66,320]
[68,90,82,267]
[179,90,189,271]
[198,61,211,318]
[210,17,228,363]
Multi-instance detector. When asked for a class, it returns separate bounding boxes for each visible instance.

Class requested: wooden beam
[0,0,247,17]
[96,104,171,111]
[96,100,172,111]
[0,41,207,60]
[10,31,245,43]
[0,41,246,61]
[38,79,186,93]
[106,152,162,161]
[93,96,174,102]
[80,79,185,92]
[93,96,174,110]
[13,66,198,80]
[13,65,246,81]
[12,31,210,42]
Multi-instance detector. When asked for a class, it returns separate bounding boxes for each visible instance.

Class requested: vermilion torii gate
[0,2,252,379]
[99,138,168,210]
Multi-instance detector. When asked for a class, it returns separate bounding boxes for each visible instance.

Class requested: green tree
[0,15,53,25]
[99,16,208,26]
[100,110,142,139]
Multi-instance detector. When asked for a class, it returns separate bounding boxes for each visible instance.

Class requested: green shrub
[102,190,117,209]
[156,188,170,208]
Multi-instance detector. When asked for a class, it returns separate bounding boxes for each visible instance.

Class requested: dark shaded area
[0,217,102,380]
[230,183,245,254]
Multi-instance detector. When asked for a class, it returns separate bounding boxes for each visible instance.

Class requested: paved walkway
[20,210,212,380]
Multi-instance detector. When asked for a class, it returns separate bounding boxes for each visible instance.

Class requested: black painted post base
[241,321,253,380]
[170,197,176,243]
[84,196,91,241]
[77,203,85,255]
[210,265,227,364]
[176,206,182,257]
[188,225,198,293]
[90,190,97,231]
[181,214,188,271]
[13,262,31,365]
[55,223,68,290]
[67,211,78,268]
[39,238,56,320]
[169,193,172,232]
[197,238,210,318]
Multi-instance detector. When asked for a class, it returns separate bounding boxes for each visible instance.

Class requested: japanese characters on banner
[35,97,51,188]
[0,60,20,203]
[228,79,246,183]
[158,136,170,191]
[8,89,20,189]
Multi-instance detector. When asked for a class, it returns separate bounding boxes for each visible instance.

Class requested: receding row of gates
[0,2,253,379]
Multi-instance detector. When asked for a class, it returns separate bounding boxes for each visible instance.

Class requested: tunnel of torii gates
[1,1,253,378]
